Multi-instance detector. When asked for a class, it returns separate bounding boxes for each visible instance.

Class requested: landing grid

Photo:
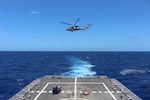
[10,76,142,100]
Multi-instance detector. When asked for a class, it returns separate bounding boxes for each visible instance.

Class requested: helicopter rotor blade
[60,22,72,25]
[73,18,80,25]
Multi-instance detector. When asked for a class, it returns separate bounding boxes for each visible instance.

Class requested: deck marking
[104,91,108,93]
[36,91,40,93]
[92,91,97,93]
[47,82,104,84]
[99,91,102,93]
[29,91,35,93]
[49,91,52,93]
[74,77,77,100]
[61,91,65,93]
[116,91,122,93]
[42,91,47,93]
[111,91,115,93]
[66,91,72,94]
[61,98,88,100]
[34,83,49,100]
[102,83,117,100]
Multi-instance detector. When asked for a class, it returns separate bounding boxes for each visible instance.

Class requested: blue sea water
[0,52,150,100]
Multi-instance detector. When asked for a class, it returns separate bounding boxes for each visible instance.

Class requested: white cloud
[0,30,3,34]
[131,35,140,41]
[30,11,39,15]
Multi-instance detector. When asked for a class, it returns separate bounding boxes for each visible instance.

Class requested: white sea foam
[17,79,23,82]
[63,57,96,77]
[120,69,146,75]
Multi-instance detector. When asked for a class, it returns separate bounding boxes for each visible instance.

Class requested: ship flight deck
[10,76,142,100]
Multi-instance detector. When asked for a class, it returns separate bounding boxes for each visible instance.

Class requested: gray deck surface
[10,76,141,100]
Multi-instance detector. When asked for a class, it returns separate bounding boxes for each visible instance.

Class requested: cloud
[30,11,39,15]
[0,30,3,34]
[131,35,140,41]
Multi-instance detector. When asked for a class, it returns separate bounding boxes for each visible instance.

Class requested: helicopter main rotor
[60,18,80,26]
[73,18,80,25]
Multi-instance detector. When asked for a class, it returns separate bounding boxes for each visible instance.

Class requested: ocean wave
[62,57,96,77]
[120,69,146,75]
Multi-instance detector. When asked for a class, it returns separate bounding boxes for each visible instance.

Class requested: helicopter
[60,18,91,32]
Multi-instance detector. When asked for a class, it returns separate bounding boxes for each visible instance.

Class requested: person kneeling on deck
[52,84,61,94]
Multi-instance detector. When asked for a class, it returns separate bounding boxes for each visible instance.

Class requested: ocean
[0,51,150,100]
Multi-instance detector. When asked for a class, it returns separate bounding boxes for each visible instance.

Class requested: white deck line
[48,82,74,84]
[102,83,117,100]
[74,77,77,100]
[77,82,103,84]
[48,82,103,84]
[34,83,49,100]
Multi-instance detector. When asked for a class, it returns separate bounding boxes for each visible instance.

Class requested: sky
[0,0,150,51]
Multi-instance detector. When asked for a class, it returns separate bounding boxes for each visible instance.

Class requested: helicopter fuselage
[61,18,91,32]
[66,24,91,32]
[66,26,80,31]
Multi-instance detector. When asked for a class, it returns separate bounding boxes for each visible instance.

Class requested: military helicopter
[60,18,91,32]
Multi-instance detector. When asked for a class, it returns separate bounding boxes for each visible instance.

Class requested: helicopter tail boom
[81,23,91,30]
[74,23,91,31]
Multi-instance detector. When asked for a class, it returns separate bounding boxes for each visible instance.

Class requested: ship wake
[62,56,96,77]
[119,69,149,75]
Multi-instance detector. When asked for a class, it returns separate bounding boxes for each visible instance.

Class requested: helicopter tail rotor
[87,22,92,28]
